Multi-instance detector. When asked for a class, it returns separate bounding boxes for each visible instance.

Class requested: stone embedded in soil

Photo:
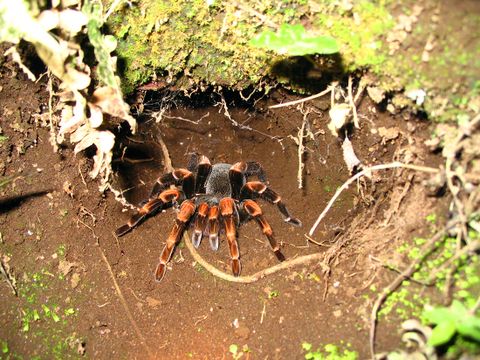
[234,324,251,340]
[146,296,161,308]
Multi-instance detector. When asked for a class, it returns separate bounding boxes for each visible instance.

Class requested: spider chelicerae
[116,153,301,282]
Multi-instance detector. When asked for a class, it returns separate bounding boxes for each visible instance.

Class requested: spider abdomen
[205,163,237,197]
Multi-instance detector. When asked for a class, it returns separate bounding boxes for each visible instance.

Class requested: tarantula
[115,153,301,282]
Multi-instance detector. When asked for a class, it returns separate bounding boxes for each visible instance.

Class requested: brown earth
[0,62,447,359]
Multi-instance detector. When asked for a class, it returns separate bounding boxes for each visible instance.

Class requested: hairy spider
[115,153,301,282]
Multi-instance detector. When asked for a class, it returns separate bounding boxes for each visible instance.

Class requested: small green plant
[424,300,480,347]
[426,213,437,224]
[268,290,279,299]
[302,342,358,360]
[1,339,8,354]
[229,344,243,359]
[56,244,67,257]
[250,24,339,56]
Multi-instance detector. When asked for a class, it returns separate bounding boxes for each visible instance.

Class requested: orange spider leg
[220,198,241,276]
[155,199,196,282]
[242,199,285,261]
[208,205,220,251]
[240,181,302,227]
[191,202,209,248]
[150,168,195,199]
[229,161,267,199]
[115,189,181,237]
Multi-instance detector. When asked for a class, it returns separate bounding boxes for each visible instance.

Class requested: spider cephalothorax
[116,153,301,282]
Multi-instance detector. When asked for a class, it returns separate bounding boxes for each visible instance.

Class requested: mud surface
[0,66,446,359]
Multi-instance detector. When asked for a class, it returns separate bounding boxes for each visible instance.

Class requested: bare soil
[0,67,446,358]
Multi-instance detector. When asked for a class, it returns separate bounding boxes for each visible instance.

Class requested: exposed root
[217,93,285,149]
[0,253,17,296]
[444,113,480,241]
[269,84,335,109]
[288,106,313,189]
[155,132,174,173]
[183,232,325,283]
[157,112,210,125]
[4,46,36,81]
[347,74,366,129]
[97,244,155,359]
[75,215,154,358]
[369,224,457,359]
[309,162,440,237]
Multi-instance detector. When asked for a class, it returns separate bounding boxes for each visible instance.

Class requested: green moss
[104,0,478,123]
[8,267,83,359]
[315,0,394,71]
[104,0,396,92]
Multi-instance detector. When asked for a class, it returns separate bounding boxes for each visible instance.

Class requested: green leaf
[457,317,480,341]
[428,320,457,346]
[42,304,51,316]
[1,340,8,354]
[229,344,238,354]
[450,300,469,317]
[51,312,60,322]
[302,342,312,351]
[424,306,457,325]
[64,308,76,316]
[250,24,339,56]
[83,0,119,88]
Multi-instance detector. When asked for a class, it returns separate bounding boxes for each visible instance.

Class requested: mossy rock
[105,0,480,122]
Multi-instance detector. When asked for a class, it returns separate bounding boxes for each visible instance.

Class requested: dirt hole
[1,79,445,358]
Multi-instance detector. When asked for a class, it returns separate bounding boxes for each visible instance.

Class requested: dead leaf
[91,86,137,132]
[71,272,81,288]
[146,296,161,308]
[58,259,78,276]
[378,126,400,143]
[328,103,351,137]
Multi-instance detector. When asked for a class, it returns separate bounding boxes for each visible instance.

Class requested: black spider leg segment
[193,155,212,194]
[244,161,268,182]
[242,199,285,262]
[115,189,182,237]
[229,161,268,200]
[155,199,196,282]
[150,168,195,199]
[240,181,302,227]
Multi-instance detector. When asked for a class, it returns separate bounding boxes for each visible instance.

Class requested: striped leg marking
[229,161,267,200]
[243,199,285,261]
[191,202,209,248]
[150,168,195,199]
[208,205,220,251]
[115,189,181,237]
[220,198,241,276]
[155,199,196,282]
[240,181,302,227]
